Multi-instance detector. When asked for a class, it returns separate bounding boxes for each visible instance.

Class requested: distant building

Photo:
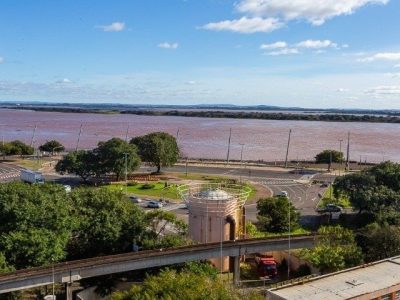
[267,256,400,300]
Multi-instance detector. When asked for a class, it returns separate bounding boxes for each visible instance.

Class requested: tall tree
[55,150,97,182]
[256,196,299,233]
[67,188,146,259]
[39,140,65,154]
[95,138,140,181]
[131,132,179,173]
[0,183,74,269]
[315,150,344,164]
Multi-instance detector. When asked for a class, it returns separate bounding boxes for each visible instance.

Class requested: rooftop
[268,256,400,300]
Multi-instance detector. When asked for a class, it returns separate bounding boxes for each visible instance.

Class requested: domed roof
[198,189,231,200]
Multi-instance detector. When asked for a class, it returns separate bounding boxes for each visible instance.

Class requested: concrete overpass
[0,235,315,298]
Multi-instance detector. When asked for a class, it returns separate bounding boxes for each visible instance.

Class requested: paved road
[0,163,22,182]
[158,164,333,224]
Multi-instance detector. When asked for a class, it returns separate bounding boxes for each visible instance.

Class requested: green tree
[55,150,97,182]
[0,182,74,269]
[333,172,376,213]
[333,162,400,223]
[141,210,188,249]
[95,138,140,181]
[67,187,146,259]
[356,223,400,262]
[108,269,263,300]
[0,253,13,273]
[315,150,344,164]
[301,226,363,273]
[1,140,34,156]
[257,196,299,233]
[39,140,65,154]
[131,132,179,173]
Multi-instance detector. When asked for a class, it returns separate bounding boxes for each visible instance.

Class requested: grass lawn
[106,182,181,201]
[8,157,53,171]
[317,185,352,208]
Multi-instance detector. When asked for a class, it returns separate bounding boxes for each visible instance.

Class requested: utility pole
[125,124,129,142]
[284,129,292,168]
[30,124,37,147]
[226,128,232,165]
[239,143,244,183]
[346,132,350,171]
[339,139,343,176]
[75,124,83,151]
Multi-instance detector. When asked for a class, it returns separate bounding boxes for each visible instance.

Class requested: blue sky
[0,0,399,109]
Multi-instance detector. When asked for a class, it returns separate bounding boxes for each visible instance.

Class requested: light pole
[287,195,291,279]
[239,143,245,183]
[51,258,55,300]
[339,139,343,176]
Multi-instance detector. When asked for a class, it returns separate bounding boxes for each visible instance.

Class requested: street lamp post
[339,139,343,176]
[287,195,291,279]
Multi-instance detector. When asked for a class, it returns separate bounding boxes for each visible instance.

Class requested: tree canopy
[131,132,179,173]
[315,150,344,164]
[0,182,187,271]
[0,140,34,156]
[95,138,140,181]
[301,226,363,273]
[256,196,300,233]
[0,182,73,269]
[55,150,97,182]
[356,223,400,262]
[334,162,400,223]
[56,138,140,181]
[108,268,263,300]
[39,140,65,153]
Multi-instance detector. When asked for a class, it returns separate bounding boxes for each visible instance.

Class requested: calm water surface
[0,109,398,163]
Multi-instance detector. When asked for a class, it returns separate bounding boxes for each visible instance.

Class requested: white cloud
[201,17,283,33]
[359,52,400,62]
[265,48,299,56]
[235,0,389,25]
[336,88,349,92]
[296,39,338,49]
[97,22,125,32]
[158,42,179,49]
[260,41,287,49]
[394,64,400,68]
[0,57,3,64]
[56,78,72,84]
[185,81,196,85]
[365,85,400,96]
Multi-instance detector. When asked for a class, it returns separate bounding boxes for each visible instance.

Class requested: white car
[147,201,163,208]
[276,191,289,198]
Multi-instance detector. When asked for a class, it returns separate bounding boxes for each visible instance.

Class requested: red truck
[255,255,278,278]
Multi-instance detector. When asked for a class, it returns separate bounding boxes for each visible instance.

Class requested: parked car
[276,191,288,198]
[147,201,163,208]
[325,204,343,212]
[129,196,142,203]
[320,183,329,188]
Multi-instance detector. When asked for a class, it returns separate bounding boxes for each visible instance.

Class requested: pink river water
[0,108,399,163]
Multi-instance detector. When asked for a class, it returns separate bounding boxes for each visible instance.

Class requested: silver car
[147,201,163,208]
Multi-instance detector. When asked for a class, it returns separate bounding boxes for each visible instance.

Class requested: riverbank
[5,105,400,124]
